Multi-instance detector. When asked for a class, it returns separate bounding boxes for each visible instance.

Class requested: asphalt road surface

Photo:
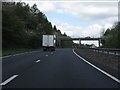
[1,48,119,88]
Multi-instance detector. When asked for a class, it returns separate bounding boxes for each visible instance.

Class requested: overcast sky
[21,0,119,46]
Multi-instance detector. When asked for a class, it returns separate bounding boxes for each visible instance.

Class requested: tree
[63,32,67,36]
[53,25,57,31]
[102,22,119,48]
[3,2,72,49]
[30,4,40,15]
[104,28,111,36]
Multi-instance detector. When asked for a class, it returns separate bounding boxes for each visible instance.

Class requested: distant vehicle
[42,35,55,51]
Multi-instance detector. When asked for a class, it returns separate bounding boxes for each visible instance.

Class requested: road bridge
[57,37,102,47]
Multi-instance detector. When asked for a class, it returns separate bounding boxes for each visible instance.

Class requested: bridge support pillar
[98,39,101,48]
[79,39,81,47]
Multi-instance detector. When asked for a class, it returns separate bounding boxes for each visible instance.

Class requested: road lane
[2,50,52,81]
[2,48,119,88]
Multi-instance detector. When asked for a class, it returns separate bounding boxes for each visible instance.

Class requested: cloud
[83,24,103,37]
[50,18,113,38]
[23,1,118,38]
[24,1,118,21]
[50,18,84,38]
[60,1,118,21]
[36,2,56,12]
[104,23,113,30]
[23,1,56,12]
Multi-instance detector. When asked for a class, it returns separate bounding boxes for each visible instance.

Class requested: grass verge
[2,48,41,56]
[74,48,120,79]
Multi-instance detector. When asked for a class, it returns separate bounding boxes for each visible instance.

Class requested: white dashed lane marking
[36,60,40,63]
[0,75,18,86]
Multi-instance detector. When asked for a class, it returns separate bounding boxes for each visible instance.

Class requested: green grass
[2,48,41,56]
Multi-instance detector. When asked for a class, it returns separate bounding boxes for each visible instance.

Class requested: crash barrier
[90,48,120,56]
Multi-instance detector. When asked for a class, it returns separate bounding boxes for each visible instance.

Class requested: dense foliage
[2,2,73,49]
[101,22,120,48]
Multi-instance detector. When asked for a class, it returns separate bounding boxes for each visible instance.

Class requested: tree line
[2,2,73,49]
[101,22,120,48]
[3,2,119,49]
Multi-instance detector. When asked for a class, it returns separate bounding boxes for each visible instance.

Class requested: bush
[28,36,41,49]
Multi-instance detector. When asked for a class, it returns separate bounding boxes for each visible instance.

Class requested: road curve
[1,48,119,88]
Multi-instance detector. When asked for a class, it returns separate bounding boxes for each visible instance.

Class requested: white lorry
[42,35,55,51]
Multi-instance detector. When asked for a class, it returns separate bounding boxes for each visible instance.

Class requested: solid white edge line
[36,60,40,63]
[73,49,120,84]
[0,75,18,86]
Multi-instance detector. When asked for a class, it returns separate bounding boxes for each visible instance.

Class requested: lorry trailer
[42,35,55,51]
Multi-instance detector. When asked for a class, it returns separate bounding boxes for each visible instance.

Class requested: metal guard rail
[89,48,120,56]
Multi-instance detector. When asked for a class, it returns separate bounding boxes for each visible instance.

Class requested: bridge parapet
[57,37,104,47]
